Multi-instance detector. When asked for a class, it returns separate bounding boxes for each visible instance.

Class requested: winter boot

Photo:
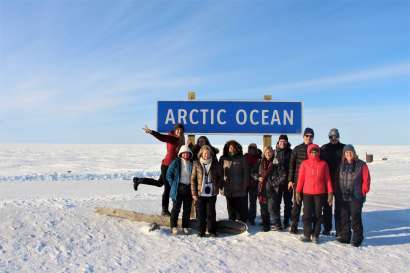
[312,236,320,244]
[182,228,191,235]
[299,235,311,242]
[171,227,178,235]
[161,210,171,217]
[133,177,140,191]
[289,225,298,234]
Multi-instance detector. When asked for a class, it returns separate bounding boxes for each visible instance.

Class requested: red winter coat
[151,130,182,166]
[296,144,333,195]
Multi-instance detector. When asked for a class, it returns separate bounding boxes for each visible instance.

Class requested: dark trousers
[282,189,293,227]
[226,196,248,222]
[322,201,333,233]
[138,164,171,213]
[340,199,364,245]
[290,191,302,230]
[170,184,193,228]
[302,194,326,238]
[334,196,342,236]
[248,185,258,223]
[268,189,282,226]
[197,196,217,234]
[260,202,270,229]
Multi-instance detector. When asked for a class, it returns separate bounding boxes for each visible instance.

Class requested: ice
[0,144,409,273]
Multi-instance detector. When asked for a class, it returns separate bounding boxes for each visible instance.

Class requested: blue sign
[157,101,302,134]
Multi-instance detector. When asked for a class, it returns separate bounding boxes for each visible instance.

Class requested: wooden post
[187,91,196,219]
[263,95,272,148]
[187,91,196,146]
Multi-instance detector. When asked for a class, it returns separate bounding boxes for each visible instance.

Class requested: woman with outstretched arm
[133,123,185,216]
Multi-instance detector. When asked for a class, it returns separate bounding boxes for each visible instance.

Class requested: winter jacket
[166,146,193,201]
[321,142,345,189]
[338,159,371,202]
[274,143,292,190]
[266,163,288,193]
[244,153,261,188]
[191,159,222,197]
[258,158,274,204]
[151,130,183,166]
[220,140,249,198]
[288,143,309,184]
[296,144,333,195]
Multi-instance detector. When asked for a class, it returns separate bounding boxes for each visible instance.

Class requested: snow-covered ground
[0,144,409,273]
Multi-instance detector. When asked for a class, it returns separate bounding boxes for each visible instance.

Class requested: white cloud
[265,62,410,92]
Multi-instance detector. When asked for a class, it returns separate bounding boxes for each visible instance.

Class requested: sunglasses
[304,135,313,138]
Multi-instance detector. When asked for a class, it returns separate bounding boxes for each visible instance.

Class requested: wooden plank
[95,207,247,234]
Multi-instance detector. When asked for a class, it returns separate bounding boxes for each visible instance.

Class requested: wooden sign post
[187,91,196,146]
[187,91,196,219]
[263,95,272,148]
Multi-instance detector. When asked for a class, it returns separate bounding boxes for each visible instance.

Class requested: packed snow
[0,144,409,273]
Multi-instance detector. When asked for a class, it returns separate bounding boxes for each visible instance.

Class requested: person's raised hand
[143,125,152,134]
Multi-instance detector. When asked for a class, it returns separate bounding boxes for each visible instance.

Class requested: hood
[178,145,193,158]
[223,140,243,157]
[307,144,320,160]
[342,144,358,161]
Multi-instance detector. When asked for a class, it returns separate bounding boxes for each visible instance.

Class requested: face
[310,149,319,158]
[175,128,183,137]
[345,151,354,162]
[249,147,257,155]
[304,134,314,145]
[198,138,207,147]
[278,139,287,149]
[181,152,191,160]
[329,135,339,144]
[228,145,237,154]
[202,149,211,160]
[264,149,273,160]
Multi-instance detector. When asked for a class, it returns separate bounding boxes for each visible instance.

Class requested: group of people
[133,124,371,247]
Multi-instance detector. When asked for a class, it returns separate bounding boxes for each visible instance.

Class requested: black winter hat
[278,134,288,141]
[303,127,314,136]
[174,123,185,131]
[328,128,340,138]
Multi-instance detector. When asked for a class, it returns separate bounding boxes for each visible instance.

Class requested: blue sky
[0,0,409,145]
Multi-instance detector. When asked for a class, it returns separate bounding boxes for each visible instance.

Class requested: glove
[295,191,302,205]
[327,193,334,206]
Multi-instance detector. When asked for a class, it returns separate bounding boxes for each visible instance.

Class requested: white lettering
[250,110,259,125]
[261,110,269,125]
[165,109,175,124]
[178,109,187,124]
[271,110,281,125]
[284,110,293,125]
[200,109,209,125]
[210,109,215,125]
[190,109,199,125]
[236,109,247,125]
[217,109,226,125]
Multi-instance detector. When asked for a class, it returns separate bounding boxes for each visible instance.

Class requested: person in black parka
[274,134,293,229]
[244,143,261,226]
[320,128,345,236]
[288,127,315,234]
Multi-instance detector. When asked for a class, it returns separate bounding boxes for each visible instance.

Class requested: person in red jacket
[133,124,185,216]
[337,144,371,247]
[295,144,333,243]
